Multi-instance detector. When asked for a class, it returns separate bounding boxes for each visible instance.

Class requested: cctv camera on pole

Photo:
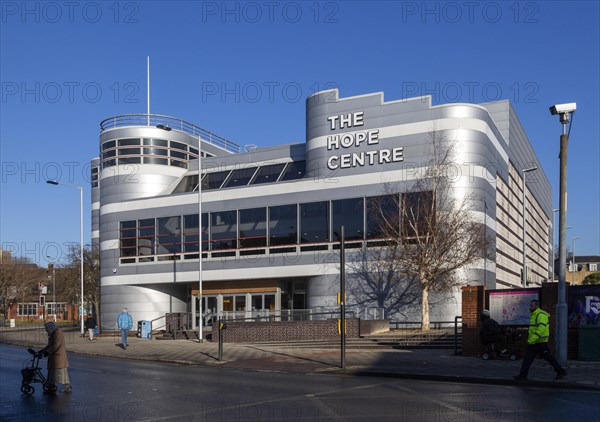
[549,102,576,366]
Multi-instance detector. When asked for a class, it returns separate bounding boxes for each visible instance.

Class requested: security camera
[549,103,576,115]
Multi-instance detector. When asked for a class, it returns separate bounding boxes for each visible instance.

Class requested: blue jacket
[117,312,133,330]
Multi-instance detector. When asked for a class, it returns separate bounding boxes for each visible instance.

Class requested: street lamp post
[197,136,203,342]
[571,236,581,285]
[47,259,56,321]
[551,208,559,281]
[47,180,84,336]
[549,101,577,366]
[521,166,538,286]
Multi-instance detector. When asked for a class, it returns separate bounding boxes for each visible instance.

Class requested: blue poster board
[568,285,600,328]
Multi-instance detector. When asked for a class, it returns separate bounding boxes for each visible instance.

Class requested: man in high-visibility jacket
[515,300,567,381]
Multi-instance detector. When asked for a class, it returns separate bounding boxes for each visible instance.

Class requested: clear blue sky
[1,1,599,266]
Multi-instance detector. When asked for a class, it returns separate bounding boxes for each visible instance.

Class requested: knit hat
[44,321,57,334]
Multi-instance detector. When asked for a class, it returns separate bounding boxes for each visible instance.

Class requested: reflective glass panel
[118,138,140,146]
[280,161,306,181]
[300,201,329,243]
[173,175,198,194]
[224,167,257,188]
[138,218,155,256]
[366,195,398,239]
[102,140,116,150]
[332,198,364,241]
[211,211,237,250]
[120,221,136,257]
[239,208,266,248]
[157,216,182,255]
[269,205,297,246]
[251,163,285,185]
[183,214,199,253]
[202,171,230,190]
[171,141,187,151]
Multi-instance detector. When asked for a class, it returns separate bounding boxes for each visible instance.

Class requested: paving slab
[1,326,598,391]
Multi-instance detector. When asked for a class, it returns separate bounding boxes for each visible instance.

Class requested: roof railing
[100,114,241,154]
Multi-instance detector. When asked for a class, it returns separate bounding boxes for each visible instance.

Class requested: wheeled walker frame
[20,348,52,396]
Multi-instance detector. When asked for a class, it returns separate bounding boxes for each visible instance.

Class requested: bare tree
[61,244,101,322]
[372,129,492,330]
[344,194,420,319]
[0,251,44,318]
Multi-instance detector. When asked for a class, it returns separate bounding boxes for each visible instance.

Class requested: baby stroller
[20,348,52,396]
[481,328,522,361]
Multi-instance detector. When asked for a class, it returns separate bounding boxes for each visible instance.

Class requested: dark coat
[85,316,97,330]
[42,328,69,369]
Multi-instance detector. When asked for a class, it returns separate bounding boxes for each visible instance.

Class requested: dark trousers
[518,343,564,377]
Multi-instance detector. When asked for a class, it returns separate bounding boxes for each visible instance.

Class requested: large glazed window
[239,208,267,248]
[300,201,329,243]
[332,198,364,241]
[280,161,306,181]
[366,195,398,239]
[119,221,137,258]
[157,216,182,256]
[269,205,297,246]
[101,137,196,169]
[183,214,199,253]
[211,211,237,250]
[173,175,199,194]
[202,171,230,190]
[138,218,155,261]
[250,163,285,184]
[224,167,257,188]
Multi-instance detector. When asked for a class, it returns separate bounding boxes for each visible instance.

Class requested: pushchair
[20,348,52,395]
[481,328,522,361]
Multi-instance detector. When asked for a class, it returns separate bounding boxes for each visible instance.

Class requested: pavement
[1,325,599,391]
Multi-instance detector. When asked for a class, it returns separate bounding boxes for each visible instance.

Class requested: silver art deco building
[93,89,552,327]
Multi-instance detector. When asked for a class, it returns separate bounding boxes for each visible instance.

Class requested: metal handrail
[99,114,241,154]
[388,320,461,330]
[454,316,462,355]
[218,309,356,324]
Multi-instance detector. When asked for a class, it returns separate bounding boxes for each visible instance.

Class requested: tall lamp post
[47,180,84,336]
[521,166,538,286]
[571,236,581,285]
[197,136,203,342]
[551,208,559,281]
[47,259,56,321]
[549,102,577,366]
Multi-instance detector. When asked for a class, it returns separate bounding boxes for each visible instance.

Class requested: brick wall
[212,318,361,343]
[461,285,485,356]
[461,283,577,358]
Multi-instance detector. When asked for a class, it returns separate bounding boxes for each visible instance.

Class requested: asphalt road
[1,344,599,422]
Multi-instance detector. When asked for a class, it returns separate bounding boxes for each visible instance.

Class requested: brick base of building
[211,318,389,343]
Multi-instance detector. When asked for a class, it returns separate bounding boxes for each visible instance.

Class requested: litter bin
[578,326,600,361]
[140,320,151,339]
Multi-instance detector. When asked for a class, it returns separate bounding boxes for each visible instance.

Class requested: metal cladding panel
[305,90,510,184]
[481,101,552,219]
[100,284,187,327]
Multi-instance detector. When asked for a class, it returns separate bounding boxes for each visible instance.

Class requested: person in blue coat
[117,308,133,349]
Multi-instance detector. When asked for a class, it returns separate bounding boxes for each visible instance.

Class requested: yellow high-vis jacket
[528,308,550,344]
